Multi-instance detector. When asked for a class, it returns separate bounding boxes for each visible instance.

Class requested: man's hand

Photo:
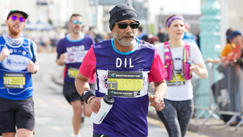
[0,47,10,61]
[56,53,67,65]
[88,97,103,113]
[27,60,38,73]
[60,53,67,62]
[149,95,165,111]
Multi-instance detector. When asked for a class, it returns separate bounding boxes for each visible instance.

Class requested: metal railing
[195,62,243,130]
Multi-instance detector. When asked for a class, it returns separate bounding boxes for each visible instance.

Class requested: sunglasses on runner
[10,15,26,22]
[117,22,140,29]
[72,20,82,25]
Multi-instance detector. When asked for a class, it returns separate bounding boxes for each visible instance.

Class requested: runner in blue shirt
[75,4,167,137]
[0,10,39,137]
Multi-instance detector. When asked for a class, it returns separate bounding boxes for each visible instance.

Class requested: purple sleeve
[56,39,66,59]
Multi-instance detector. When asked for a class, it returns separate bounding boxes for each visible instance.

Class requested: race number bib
[65,46,87,64]
[3,73,25,88]
[107,71,143,97]
[67,68,79,78]
[167,73,185,86]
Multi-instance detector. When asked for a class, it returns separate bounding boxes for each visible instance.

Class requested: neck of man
[114,38,136,53]
[69,32,83,41]
[8,31,21,39]
[169,39,183,48]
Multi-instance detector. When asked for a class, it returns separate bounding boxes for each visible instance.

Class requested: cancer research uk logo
[2,55,29,71]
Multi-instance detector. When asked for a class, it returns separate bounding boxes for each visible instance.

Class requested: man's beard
[113,32,136,47]
[72,29,80,34]
[71,27,81,34]
[8,25,21,36]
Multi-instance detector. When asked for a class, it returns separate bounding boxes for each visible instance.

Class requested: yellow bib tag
[169,74,185,82]
[68,68,79,78]
[167,73,185,86]
[3,73,25,88]
[107,71,144,97]
[108,78,143,91]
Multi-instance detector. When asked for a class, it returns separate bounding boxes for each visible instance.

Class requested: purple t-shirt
[56,34,94,82]
[80,39,167,137]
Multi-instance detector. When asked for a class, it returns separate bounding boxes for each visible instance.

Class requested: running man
[75,4,167,137]
[56,13,95,137]
[0,10,39,137]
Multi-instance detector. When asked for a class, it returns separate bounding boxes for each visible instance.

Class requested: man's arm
[56,53,67,66]
[27,60,39,74]
[0,47,10,61]
[75,73,101,113]
[75,46,96,95]
[153,80,167,99]
[55,39,66,66]
[149,80,167,111]
[148,50,167,111]
[75,73,90,96]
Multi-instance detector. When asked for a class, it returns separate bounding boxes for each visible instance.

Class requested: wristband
[81,90,94,104]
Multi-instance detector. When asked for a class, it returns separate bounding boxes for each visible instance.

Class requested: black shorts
[63,82,96,103]
[0,97,35,134]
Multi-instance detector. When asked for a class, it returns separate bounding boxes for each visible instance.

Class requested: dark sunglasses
[72,20,82,24]
[117,22,140,29]
[10,15,25,22]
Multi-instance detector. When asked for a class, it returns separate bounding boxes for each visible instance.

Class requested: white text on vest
[116,58,134,68]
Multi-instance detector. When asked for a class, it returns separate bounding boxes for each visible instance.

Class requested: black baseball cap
[7,10,28,19]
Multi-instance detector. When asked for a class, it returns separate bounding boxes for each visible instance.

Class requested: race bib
[167,73,185,86]
[65,46,87,64]
[67,68,79,78]
[107,71,143,97]
[3,73,25,88]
